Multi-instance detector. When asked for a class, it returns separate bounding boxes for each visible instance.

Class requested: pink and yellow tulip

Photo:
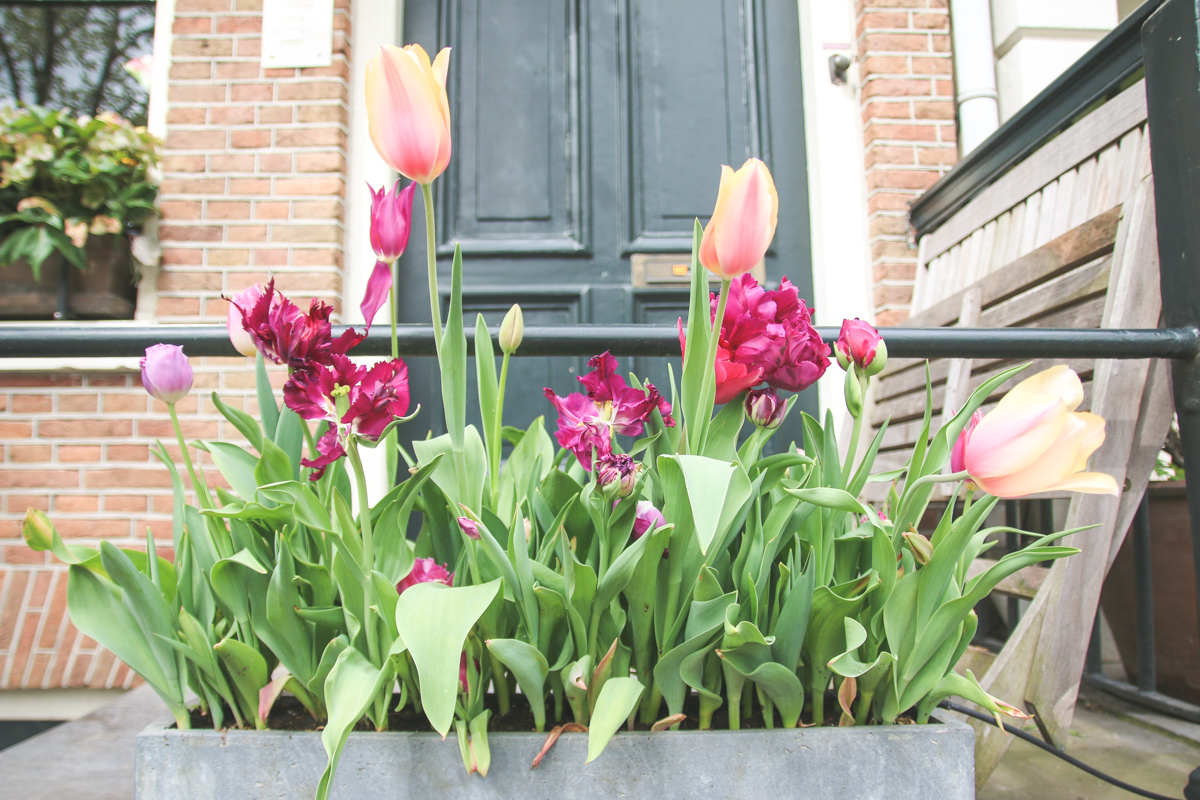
[955,366,1118,498]
[364,44,452,185]
[699,158,779,279]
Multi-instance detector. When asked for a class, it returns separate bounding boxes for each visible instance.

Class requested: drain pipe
[949,0,1001,155]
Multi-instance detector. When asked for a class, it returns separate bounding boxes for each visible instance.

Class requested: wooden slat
[977,257,1111,330]
[1050,169,1076,240]
[1067,156,1098,228]
[988,211,1012,275]
[1018,191,1043,256]
[1091,142,1121,217]
[1003,201,1026,266]
[1033,178,1059,249]
[922,79,1147,261]
[904,206,1121,330]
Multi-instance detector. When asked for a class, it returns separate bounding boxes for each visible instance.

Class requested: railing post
[1132,492,1157,694]
[1143,0,1200,664]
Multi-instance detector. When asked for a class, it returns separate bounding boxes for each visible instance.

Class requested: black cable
[938,701,1180,800]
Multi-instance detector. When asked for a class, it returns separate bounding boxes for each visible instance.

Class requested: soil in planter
[185,692,906,733]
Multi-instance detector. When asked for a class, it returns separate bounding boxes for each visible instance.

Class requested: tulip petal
[699,164,735,275]
[1044,471,1119,495]
[1001,365,1084,413]
[1066,412,1106,472]
[361,260,393,332]
[713,160,778,279]
[963,395,1066,479]
[366,44,450,184]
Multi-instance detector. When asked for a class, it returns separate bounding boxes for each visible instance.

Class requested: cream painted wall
[796,0,872,428]
[990,0,1119,121]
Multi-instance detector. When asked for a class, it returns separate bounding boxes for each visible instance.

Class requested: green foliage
[0,105,159,277]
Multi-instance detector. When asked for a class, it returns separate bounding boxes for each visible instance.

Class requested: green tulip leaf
[316,647,393,800]
[203,441,260,502]
[586,677,644,763]
[395,579,501,736]
[486,638,550,731]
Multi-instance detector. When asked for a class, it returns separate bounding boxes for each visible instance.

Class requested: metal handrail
[0,323,1195,360]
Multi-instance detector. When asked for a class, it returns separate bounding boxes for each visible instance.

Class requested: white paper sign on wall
[261,0,334,69]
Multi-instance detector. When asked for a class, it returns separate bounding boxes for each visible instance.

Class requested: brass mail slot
[631,253,766,288]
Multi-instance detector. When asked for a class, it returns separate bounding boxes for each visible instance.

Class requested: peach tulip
[365,44,452,185]
[699,158,779,279]
[957,366,1117,498]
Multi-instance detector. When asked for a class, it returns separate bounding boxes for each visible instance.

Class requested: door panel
[397,0,812,453]
[625,0,764,251]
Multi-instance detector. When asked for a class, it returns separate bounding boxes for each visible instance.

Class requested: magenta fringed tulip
[956,366,1118,498]
[397,557,453,595]
[361,260,393,334]
[365,44,452,185]
[836,318,887,376]
[226,284,270,357]
[140,344,193,405]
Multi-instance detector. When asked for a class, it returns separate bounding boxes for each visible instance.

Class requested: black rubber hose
[937,700,1180,800]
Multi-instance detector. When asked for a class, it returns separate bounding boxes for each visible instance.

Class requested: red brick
[107,444,152,462]
[913,100,955,119]
[254,201,290,219]
[155,297,203,317]
[864,123,938,143]
[172,17,214,35]
[160,177,227,195]
[229,178,272,195]
[257,106,293,124]
[165,108,207,125]
[275,128,344,148]
[84,469,173,489]
[9,493,50,511]
[211,154,256,172]
[861,11,909,29]
[169,62,214,81]
[232,129,272,148]
[226,225,269,242]
[862,78,933,98]
[911,56,952,75]
[252,249,289,266]
[296,105,348,124]
[11,395,52,413]
[912,12,948,30]
[207,201,253,220]
[159,225,223,242]
[859,32,929,54]
[39,420,132,439]
[270,224,340,243]
[101,393,148,414]
[294,200,343,219]
[56,495,100,513]
[277,82,345,101]
[231,83,274,102]
[257,153,292,172]
[296,152,345,173]
[176,0,232,10]
[866,168,940,191]
[162,155,208,173]
[168,84,228,104]
[275,177,345,196]
[210,106,256,125]
[208,248,252,266]
[156,271,223,291]
[0,421,33,437]
[160,201,204,221]
[9,445,51,462]
[237,38,262,58]
[0,469,79,488]
[105,495,149,513]
[216,15,262,33]
[172,38,234,58]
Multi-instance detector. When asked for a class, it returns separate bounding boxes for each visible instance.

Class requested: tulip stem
[694,278,732,453]
[421,182,443,355]
[490,351,511,505]
[840,374,866,488]
[169,403,212,510]
[388,282,399,360]
[346,442,380,668]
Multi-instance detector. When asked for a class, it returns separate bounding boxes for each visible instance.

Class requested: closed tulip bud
[499,304,524,355]
[368,180,416,264]
[596,453,640,499]
[140,344,193,405]
[365,44,452,185]
[836,318,886,376]
[457,516,481,540]
[744,387,786,429]
[903,530,934,566]
[699,158,779,279]
[844,366,863,418]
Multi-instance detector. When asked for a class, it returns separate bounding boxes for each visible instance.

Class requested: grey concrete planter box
[135,715,974,799]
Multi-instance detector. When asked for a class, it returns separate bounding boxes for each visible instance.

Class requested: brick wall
[856,0,959,325]
[0,0,354,692]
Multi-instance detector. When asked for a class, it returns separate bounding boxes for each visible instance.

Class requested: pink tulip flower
[699,158,779,279]
[631,500,666,541]
[140,344,193,405]
[365,44,452,185]
[956,366,1118,498]
[457,517,481,540]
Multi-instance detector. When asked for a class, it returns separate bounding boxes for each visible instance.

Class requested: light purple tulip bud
[632,500,665,541]
[744,387,786,429]
[368,180,416,264]
[140,344,193,405]
[457,516,481,540]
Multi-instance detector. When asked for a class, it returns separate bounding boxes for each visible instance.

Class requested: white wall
[991,0,1119,121]
[796,0,873,427]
